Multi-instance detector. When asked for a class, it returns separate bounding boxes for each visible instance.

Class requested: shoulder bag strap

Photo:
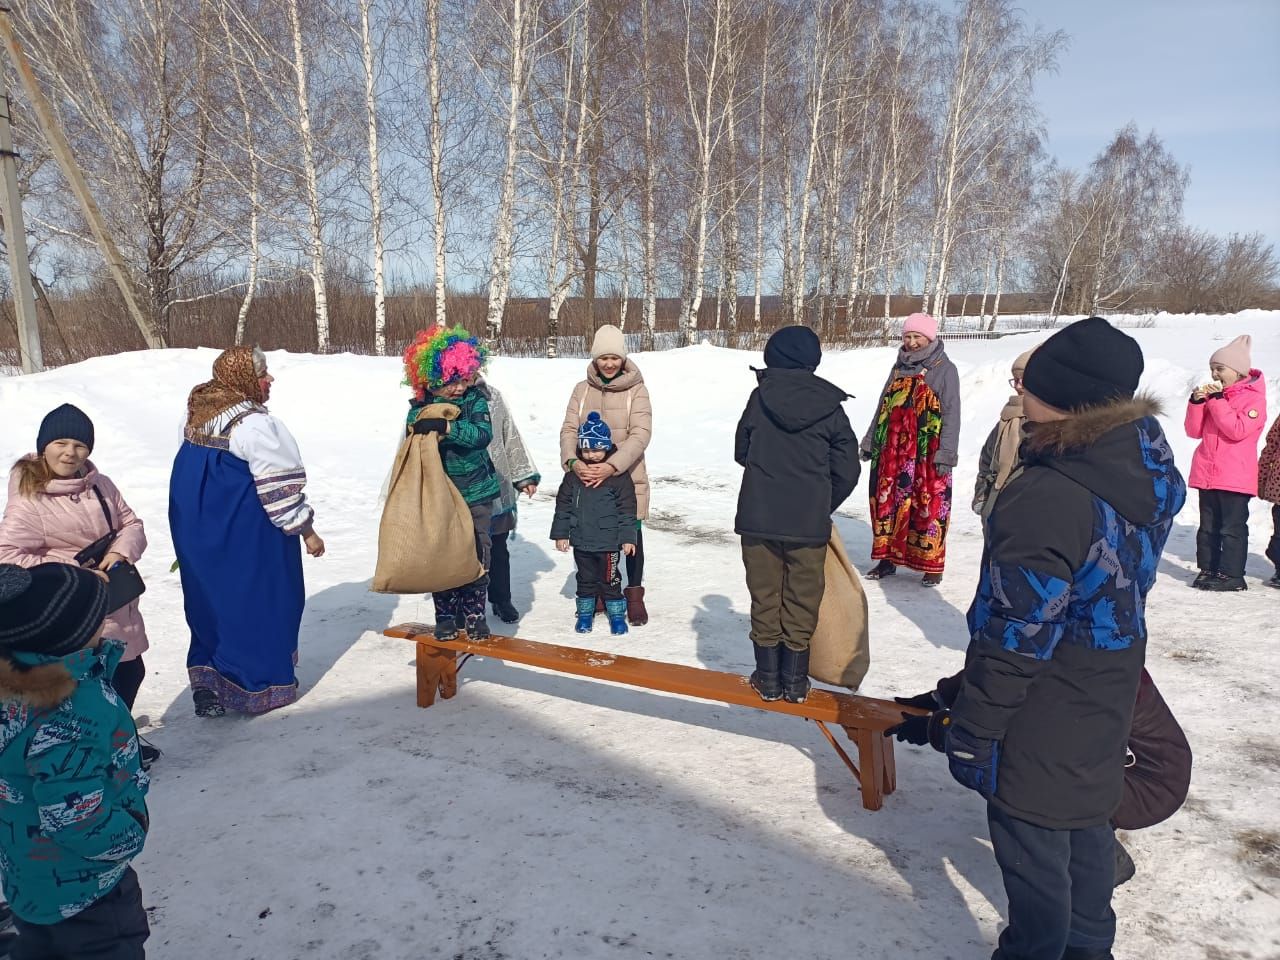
[92,485,115,536]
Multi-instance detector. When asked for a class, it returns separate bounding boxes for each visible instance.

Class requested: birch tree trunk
[358,0,387,354]
[485,0,531,344]
[544,4,587,359]
[790,4,835,326]
[287,0,329,351]
[676,0,727,348]
[752,12,770,344]
[426,0,447,326]
[640,0,657,350]
[222,5,259,346]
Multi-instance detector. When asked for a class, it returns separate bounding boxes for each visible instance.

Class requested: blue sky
[1022,0,1280,248]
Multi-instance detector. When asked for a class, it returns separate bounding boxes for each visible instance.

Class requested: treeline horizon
[2,0,1277,364]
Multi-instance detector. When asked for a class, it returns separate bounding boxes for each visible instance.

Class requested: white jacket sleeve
[229,412,315,535]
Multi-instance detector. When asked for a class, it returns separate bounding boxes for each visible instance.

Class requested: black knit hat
[764,325,821,371]
[36,403,95,455]
[1022,317,1144,412]
[0,563,109,658]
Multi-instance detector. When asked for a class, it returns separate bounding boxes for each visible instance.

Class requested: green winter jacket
[0,640,150,924]
[407,387,502,506]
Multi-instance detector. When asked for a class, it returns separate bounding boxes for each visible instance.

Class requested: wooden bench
[383,622,926,811]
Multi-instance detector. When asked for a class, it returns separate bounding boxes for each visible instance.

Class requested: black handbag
[74,486,146,613]
[105,560,146,614]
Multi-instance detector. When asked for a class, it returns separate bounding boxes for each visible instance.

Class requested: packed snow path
[2,312,1277,959]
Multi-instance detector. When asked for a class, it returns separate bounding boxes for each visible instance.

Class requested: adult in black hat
[900,317,1186,960]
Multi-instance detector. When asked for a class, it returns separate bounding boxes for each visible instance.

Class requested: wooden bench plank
[384,622,909,732]
[383,622,925,811]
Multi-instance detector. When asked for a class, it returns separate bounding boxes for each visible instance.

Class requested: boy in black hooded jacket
[734,325,860,703]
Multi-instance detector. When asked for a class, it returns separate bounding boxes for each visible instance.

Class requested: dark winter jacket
[0,640,150,924]
[932,665,1191,831]
[947,395,1186,829]
[406,387,501,506]
[550,470,638,553]
[734,368,861,544]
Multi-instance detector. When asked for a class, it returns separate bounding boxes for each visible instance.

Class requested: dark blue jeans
[988,804,1116,960]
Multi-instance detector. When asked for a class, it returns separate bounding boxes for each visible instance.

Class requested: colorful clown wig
[402,325,489,399]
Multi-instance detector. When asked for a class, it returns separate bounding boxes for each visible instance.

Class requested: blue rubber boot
[575,597,596,633]
[605,598,629,636]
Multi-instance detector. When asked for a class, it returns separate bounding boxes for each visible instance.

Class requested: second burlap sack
[808,529,871,690]
[371,402,485,594]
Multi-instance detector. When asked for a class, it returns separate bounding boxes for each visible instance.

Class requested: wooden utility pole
[0,9,163,349]
[0,66,40,372]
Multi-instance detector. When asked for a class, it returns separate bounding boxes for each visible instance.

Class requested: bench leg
[415,643,457,708]
[882,737,898,796]
[848,726,886,811]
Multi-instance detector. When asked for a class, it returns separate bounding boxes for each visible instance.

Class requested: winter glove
[412,418,448,436]
[945,723,1000,799]
[884,709,951,752]
[935,462,953,477]
[893,690,941,710]
[860,448,874,462]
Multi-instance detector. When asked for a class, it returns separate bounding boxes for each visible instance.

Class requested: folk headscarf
[186,346,267,430]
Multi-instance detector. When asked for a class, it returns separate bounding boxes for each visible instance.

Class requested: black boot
[193,688,224,718]
[866,559,897,580]
[1203,573,1247,592]
[749,643,783,702]
[1113,836,1135,888]
[491,599,520,623]
[779,645,811,704]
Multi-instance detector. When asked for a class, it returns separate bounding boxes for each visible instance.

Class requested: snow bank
[1,312,1277,959]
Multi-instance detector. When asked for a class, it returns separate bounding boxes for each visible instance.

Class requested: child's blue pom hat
[577,412,612,451]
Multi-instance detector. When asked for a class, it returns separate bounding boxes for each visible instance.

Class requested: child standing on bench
[552,413,637,636]
[734,325,860,704]
[404,325,502,640]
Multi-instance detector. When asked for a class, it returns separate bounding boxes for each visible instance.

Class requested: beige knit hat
[591,324,627,360]
[1012,348,1036,377]
[1210,335,1251,376]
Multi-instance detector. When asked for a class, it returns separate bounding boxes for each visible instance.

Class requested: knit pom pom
[402,325,489,398]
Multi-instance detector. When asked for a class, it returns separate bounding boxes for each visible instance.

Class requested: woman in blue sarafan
[169,346,326,718]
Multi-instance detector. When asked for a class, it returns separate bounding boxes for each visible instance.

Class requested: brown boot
[595,595,606,614]
[623,586,648,626]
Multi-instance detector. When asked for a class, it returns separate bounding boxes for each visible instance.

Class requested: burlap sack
[371,403,485,594]
[808,529,871,689]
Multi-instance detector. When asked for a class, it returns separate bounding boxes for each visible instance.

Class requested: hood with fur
[1024,393,1182,527]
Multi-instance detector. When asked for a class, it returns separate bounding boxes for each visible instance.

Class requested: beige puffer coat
[559,359,653,520]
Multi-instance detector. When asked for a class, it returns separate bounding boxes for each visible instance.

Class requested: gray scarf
[894,337,946,376]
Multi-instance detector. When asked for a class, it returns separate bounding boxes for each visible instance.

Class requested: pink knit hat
[902,312,938,341]
[1210,335,1252,376]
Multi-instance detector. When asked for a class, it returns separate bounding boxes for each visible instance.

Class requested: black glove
[413,418,448,436]
[894,691,940,710]
[884,710,951,752]
[860,448,873,462]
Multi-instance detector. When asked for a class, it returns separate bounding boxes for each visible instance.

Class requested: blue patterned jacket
[949,396,1186,828]
[0,640,149,922]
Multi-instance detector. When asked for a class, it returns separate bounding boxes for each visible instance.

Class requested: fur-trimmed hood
[0,658,75,709]
[1024,392,1183,527]
[1024,393,1163,455]
[0,641,125,712]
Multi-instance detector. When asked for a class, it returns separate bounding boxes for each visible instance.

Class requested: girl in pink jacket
[1184,335,1267,591]
[0,405,155,727]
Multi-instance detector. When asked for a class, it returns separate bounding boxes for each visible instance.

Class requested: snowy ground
[2,312,1279,960]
